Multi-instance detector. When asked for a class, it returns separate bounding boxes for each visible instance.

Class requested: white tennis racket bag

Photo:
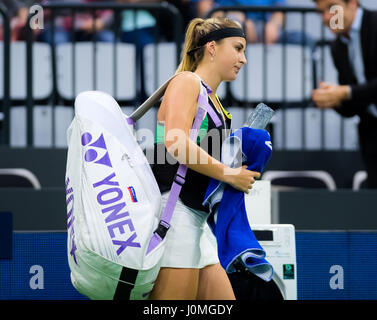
[65,73,212,300]
[65,91,164,300]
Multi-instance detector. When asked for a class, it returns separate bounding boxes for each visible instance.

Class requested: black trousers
[359,117,377,189]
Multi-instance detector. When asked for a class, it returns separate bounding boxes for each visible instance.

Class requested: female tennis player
[150,17,261,300]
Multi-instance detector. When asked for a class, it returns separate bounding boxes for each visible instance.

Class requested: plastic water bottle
[243,103,275,130]
[221,103,275,168]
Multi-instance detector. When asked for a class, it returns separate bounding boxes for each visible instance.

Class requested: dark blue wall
[1,232,376,300]
[296,232,377,300]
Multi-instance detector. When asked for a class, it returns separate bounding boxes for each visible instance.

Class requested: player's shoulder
[169,71,201,92]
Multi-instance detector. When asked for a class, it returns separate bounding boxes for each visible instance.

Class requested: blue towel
[203,127,273,281]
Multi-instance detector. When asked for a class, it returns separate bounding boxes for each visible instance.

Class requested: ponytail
[176,18,205,73]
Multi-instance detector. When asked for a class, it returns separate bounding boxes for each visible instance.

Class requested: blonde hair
[176,17,242,73]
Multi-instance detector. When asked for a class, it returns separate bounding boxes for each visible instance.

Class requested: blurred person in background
[166,0,197,33]
[193,0,313,46]
[0,0,34,41]
[117,0,160,47]
[116,0,162,99]
[312,0,377,188]
[37,0,115,44]
[116,0,196,45]
[158,0,197,41]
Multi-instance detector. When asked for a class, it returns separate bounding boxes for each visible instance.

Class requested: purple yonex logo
[81,132,112,168]
[80,131,141,256]
[92,173,141,255]
[65,177,78,265]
